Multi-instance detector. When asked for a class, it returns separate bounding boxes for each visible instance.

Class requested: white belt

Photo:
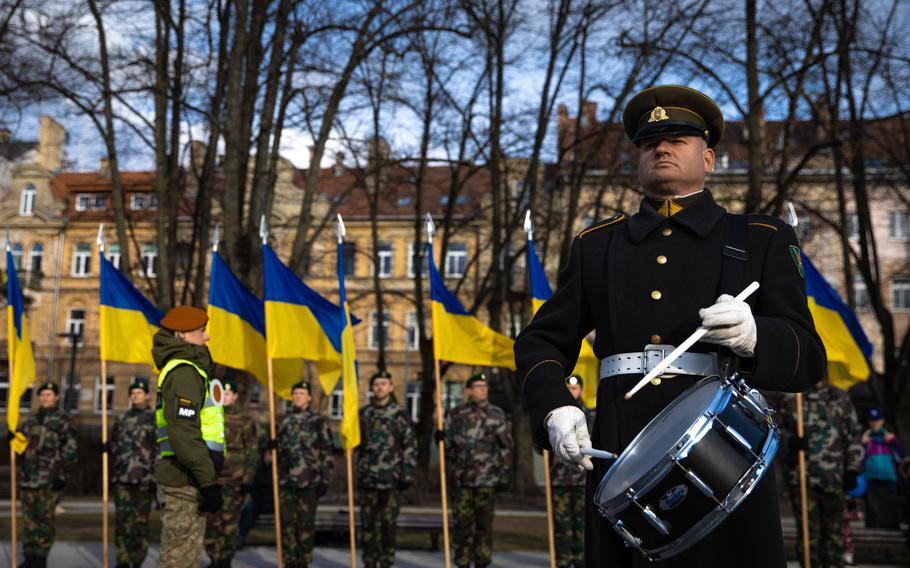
[599,344,719,380]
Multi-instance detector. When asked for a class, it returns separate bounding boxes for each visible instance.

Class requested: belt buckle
[642,344,666,375]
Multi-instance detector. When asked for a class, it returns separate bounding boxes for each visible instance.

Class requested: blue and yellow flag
[263,244,347,395]
[527,239,598,408]
[802,253,872,391]
[100,252,163,367]
[6,249,34,453]
[428,241,515,369]
[336,238,360,450]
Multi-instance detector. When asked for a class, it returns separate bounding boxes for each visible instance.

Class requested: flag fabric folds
[428,241,515,370]
[527,239,598,408]
[802,253,872,391]
[336,239,360,451]
[6,250,34,453]
[262,244,347,395]
[100,252,163,368]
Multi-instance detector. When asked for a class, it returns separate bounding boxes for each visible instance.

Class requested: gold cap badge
[648,106,669,123]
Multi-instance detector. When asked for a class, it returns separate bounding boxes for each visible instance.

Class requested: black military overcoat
[515,190,826,567]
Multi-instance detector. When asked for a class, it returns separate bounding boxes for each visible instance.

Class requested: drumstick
[624,281,761,400]
[580,447,617,460]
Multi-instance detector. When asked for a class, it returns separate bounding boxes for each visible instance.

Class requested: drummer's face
[567,383,582,400]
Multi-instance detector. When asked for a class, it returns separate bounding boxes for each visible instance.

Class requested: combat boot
[222,558,233,568]
[32,556,47,568]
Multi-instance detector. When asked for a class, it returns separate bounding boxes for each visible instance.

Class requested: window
[445,242,468,278]
[76,193,92,211]
[715,152,730,171]
[892,276,910,311]
[148,194,158,210]
[377,243,393,278]
[853,276,869,311]
[19,184,36,216]
[72,243,92,276]
[407,243,427,279]
[130,193,147,210]
[329,386,344,420]
[396,196,413,207]
[94,375,115,414]
[342,242,356,277]
[847,213,860,241]
[795,214,812,242]
[107,244,121,269]
[177,242,192,273]
[406,312,419,351]
[0,376,33,414]
[27,244,43,274]
[405,381,421,422]
[66,308,86,344]
[888,211,909,240]
[141,244,158,278]
[93,194,108,210]
[369,311,390,350]
[10,243,23,270]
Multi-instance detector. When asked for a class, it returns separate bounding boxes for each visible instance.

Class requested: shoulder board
[745,214,785,232]
[579,214,626,238]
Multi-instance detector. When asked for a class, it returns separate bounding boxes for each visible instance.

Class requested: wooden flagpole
[8,353,17,568]
[345,448,357,568]
[266,357,283,568]
[101,359,110,568]
[796,392,810,568]
[433,357,452,568]
[542,450,556,568]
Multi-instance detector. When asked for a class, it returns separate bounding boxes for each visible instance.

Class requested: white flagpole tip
[425,212,435,236]
[786,201,799,228]
[212,224,220,253]
[524,210,533,238]
[259,215,268,245]
[336,214,346,243]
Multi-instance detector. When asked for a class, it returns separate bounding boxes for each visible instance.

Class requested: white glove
[698,294,757,357]
[546,406,593,471]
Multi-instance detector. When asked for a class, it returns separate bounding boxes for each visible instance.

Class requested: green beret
[623,85,724,148]
[291,380,311,393]
[369,370,392,387]
[223,379,238,393]
[566,374,583,387]
[129,378,149,393]
[465,373,487,388]
[37,381,59,395]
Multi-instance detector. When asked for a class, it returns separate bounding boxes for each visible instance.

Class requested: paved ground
[0,542,904,568]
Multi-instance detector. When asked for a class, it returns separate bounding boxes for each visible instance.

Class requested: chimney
[334,152,344,177]
[99,157,111,177]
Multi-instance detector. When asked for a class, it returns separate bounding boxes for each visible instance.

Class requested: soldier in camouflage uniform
[446,373,513,568]
[110,377,157,568]
[17,381,78,568]
[779,380,864,568]
[205,379,259,567]
[549,375,594,568]
[278,380,334,568]
[357,370,417,568]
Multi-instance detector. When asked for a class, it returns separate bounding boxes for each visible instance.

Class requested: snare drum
[593,374,779,561]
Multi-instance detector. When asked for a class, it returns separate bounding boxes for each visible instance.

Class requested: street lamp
[57,330,82,414]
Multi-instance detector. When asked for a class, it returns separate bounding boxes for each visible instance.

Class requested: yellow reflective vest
[156,358,224,456]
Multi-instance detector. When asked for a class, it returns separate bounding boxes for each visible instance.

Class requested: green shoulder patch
[789,245,804,279]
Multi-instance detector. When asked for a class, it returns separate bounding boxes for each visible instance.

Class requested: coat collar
[627,188,726,243]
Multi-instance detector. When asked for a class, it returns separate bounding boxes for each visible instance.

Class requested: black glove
[789,436,808,453]
[266,438,278,451]
[100,442,111,454]
[397,481,411,491]
[51,479,66,492]
[316,483,328,498]
[6,430,14,442]
[843,471,859,492]
[241,483,253,496]
[199,484,223,513]
[434,430,445,444]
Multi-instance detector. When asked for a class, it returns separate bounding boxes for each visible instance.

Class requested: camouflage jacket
[278,407,334,489]
[111,404,156,485]
[356,398,417,490]
[219,404,259,486]
[19,407,78,489]
[779,383,864,492]
[550,403,595,487]
[446,401,513,488]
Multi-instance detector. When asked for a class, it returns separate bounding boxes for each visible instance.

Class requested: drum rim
[594,375,728,510]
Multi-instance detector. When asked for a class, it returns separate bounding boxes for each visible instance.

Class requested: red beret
[160,306,209,332]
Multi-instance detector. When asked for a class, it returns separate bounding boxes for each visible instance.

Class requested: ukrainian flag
[527,239,598,408]
[336,238,360,450]
[802,252,872,391]
[428,241,515,369]
[100,252,163,368]
[6,249,34,453]
[262,244,347,395]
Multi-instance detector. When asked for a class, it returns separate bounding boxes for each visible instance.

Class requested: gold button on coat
[651,377,662,386]
[650,334,662,343]
[651,290,662,300]
[657,255,667,264]
[662,227,672,236]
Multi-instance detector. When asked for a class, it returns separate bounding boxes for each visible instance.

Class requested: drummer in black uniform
[515,85,826,567]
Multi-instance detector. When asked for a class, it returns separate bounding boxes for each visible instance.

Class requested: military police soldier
[278,380,335,568]
[780,380,864,568]
[549,375,593,568]
[446,373,513,568]
[17,381,77,568]
[110,377,157,568]
[516,85,826,567]
[153,306,225,568]
[357,370,417,568]
[205,379,259,567]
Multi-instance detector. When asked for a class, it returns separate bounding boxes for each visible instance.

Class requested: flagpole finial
[213,224,220,253]
[336,214,346,244]
[96,224,105,253]
[259,215,268,245]
[425,212,435,238]
[524,210,533,240]
[5,225,10,252]
[785,201,799,228]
